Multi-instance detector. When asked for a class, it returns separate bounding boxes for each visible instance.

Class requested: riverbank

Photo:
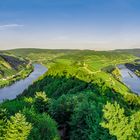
[0,61,33,88]
[125,62,140,77]
[118,64,140,95]
[0,64,47,102]
[0,49,139,139]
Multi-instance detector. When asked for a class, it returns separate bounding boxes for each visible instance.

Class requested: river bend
[0,64,47,102]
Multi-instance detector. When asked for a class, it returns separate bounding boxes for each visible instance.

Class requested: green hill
[115,48,140,57]
[0,49,140,140]
[0,54,27,77]
[0,53,33,87]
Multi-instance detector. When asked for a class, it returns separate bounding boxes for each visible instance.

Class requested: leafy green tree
[22,108,60,140]
[0,109,8,140]
[34,92,50,113]
[49,94,75,124]
[4,113,32,140]
[1,99,27,116]
[130,111,140,139]
[101,102,140,140]
[70,101,114,140]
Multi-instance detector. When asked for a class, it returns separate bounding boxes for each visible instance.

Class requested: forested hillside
[0,49,140,140]
[115,49,140,57]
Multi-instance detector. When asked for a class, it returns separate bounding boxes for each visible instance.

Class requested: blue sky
[0,0,140,50]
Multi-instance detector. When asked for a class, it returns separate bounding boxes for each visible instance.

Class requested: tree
[22,108,60,140]
[0,109,8,140]
[70,101,114,140]
[4,113,32,140]
[34,92,50,113]
[101,102,140,140]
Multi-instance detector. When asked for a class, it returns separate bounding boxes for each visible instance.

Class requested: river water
[0,64,47,102]
[0,63,139,102]
[118,65,140,95]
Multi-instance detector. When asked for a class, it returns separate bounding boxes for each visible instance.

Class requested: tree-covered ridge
[0,49,140,140]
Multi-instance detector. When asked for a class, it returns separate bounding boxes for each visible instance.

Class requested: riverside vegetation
[0,49,140,140]
[0,53,33,88]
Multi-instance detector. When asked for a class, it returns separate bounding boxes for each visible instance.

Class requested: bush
[101,102,140,140]
[4,113,32,140]
[22,108,60,140]
[48,94,76,124]
[70,101,114,140]
[34,92,50,113]
[1,99,28,116]
[0,109,8,139]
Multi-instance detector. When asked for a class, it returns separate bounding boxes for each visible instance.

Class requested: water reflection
[118,65,140,95]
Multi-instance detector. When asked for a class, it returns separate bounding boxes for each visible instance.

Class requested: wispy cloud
[0,24,24,31]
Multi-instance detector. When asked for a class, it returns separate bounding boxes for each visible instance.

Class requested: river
[0,63,139,102]
[118,65,140,95]
[0,64,47,102]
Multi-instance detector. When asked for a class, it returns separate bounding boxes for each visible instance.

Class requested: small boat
[128,72,133,78]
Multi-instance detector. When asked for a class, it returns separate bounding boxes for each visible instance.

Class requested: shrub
[70,101,114,140]
[4,113,32,140]
[1,99,27,116]
[34,92,50,113]
[22,108,60,140]
[48,94,76,124]
[101,102,140,140]
[0,109,8,139]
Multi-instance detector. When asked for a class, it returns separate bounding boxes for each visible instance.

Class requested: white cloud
[0,24,24,31]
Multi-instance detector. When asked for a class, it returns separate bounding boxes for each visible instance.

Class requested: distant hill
[0,53,28,78]
[115,48,140,57]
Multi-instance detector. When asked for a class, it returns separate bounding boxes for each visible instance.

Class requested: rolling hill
[0,49,140,140]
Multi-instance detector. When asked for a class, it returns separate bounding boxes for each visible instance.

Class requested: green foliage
[1,99,28,116]
[0,54,33,88]
[111,67,121,80]
[0,65,33,88]
[22,108,60,140]
[101,102,140,140]
[70,101,115,140]
[102,65,115,73]
[0,49,140,139]
[3,113,32,140]
[48,94,77,124]
[0,109,8,140]
[130,111,140,138]
[124,94,140,108]
[34,92,50,113]
[20,59,140,139]
[0,108,8,122]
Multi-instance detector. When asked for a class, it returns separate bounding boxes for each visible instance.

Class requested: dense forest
[0,49,140,140]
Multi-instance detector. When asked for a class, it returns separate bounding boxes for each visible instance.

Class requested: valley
[0,49,140,140]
